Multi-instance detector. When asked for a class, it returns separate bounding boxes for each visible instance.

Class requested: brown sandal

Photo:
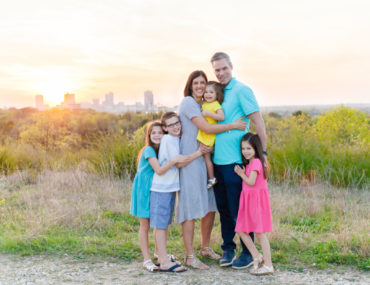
[200,247,221,260]
[184,254,209,270]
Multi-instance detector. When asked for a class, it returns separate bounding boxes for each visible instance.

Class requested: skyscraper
[62,93,80,109]
[64,93,75,105]
[35,94,44,110]
[93,98,100,107]
[104,92,114,106]
[144,90,154,111]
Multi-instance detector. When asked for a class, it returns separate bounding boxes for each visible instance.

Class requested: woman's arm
[234,165,257,186]
[202,109,225,121]
[148,155,186,175]
[192,115,246,135]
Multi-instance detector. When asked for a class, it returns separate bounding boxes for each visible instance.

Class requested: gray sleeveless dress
[177,96,217,223]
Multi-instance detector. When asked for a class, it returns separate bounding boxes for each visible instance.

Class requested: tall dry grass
[269,184,369,257]
[1,106,369,188]
[0,169,131,238]
[0,170,368,268]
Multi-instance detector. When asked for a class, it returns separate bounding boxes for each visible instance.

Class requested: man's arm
[249,111,267,152]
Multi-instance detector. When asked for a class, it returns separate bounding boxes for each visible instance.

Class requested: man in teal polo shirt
[211,52,267,269]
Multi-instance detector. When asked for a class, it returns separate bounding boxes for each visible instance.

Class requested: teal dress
[130,146,156,218]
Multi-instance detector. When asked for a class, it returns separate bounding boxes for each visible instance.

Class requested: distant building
[115,102,126,113]
[136,102,144,112]
[144,90,154,111]
[61,93,80,109]
[35,94,48,110]
[93,98,100,108]
[50,90,176,113]
[64,93,75,105]
[103,92,114,106]
[35,95,44,109]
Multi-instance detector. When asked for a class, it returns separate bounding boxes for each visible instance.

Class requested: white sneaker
[251,264,274,275]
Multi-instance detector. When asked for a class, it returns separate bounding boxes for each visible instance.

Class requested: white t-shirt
[151,134,180,192]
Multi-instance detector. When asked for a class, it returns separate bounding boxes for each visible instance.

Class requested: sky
[1,0,369,108]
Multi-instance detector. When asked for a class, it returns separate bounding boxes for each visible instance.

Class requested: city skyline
[1,1,370,108]
[32,90,176,113]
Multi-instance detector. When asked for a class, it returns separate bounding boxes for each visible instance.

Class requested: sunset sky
[1,0,369,108]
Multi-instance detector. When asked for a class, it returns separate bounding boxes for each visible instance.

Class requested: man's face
[212,58,233,85]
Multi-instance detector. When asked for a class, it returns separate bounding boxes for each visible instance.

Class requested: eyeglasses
[166,121,181,128]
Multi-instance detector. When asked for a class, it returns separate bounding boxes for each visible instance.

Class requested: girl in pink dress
[234,133,274,275]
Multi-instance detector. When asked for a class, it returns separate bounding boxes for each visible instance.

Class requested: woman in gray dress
[178,70,246,269]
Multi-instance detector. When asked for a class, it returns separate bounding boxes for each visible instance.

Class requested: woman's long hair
[240,132,268,179]
[136,121,162,165]
[183,70,208,97]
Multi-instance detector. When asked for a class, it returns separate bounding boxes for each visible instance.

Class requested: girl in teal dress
[130,121,185,272]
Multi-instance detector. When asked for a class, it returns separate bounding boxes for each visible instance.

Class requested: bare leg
[182,219,208,269]
[155,229,168,265]
[200,211,215,248]
[182,220,195,255]
[155,228,185,272]
[256,233,272,267]
[237,232,260,260]
[204,152,215,179]
[139,218,151,261]
[200,211,220,260]
[154,228,158,256]
[154,228,168,256]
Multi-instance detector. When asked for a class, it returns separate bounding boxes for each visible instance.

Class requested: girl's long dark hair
[241,132,268,179]
[136,121,162,165]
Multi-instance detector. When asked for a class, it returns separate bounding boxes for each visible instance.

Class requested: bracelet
[263,151,268,156]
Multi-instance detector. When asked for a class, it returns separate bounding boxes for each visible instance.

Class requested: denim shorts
[150,191,176,229]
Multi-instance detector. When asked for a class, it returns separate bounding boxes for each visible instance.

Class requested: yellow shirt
[197,101,223,146]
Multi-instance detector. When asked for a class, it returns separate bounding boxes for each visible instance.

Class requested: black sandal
[159,264,187,273]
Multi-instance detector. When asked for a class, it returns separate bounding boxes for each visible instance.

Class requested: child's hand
[174,155,187,164]
[202,110,211,117]
[234,165,245,177]
[199,143,213,154]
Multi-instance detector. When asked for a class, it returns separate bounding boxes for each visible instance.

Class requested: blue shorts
[150,191,176,229]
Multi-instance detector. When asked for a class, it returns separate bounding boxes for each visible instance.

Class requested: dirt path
[0,254,368,284]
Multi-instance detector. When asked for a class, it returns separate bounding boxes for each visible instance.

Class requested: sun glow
[37,76,79,105]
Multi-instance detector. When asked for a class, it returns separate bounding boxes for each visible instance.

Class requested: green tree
[316,106,369,147]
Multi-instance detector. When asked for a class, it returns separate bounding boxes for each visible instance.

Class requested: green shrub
[0,107,368,188]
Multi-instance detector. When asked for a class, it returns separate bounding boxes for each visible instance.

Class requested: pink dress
[235,158,273,234]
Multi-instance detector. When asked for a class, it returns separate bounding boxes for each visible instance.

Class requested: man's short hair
[210,52,231,64]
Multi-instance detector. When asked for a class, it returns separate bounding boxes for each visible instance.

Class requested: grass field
[0,170,368,271]
[1,106,369,189]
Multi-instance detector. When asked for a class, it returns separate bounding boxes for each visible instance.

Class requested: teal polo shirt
[213,78,260,165]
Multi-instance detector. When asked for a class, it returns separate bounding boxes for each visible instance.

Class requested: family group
[130,52,274,275]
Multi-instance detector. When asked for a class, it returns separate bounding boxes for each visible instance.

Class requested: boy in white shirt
[150,112,205,272]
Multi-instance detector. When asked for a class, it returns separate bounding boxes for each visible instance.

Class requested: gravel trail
[0,254,368,284]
